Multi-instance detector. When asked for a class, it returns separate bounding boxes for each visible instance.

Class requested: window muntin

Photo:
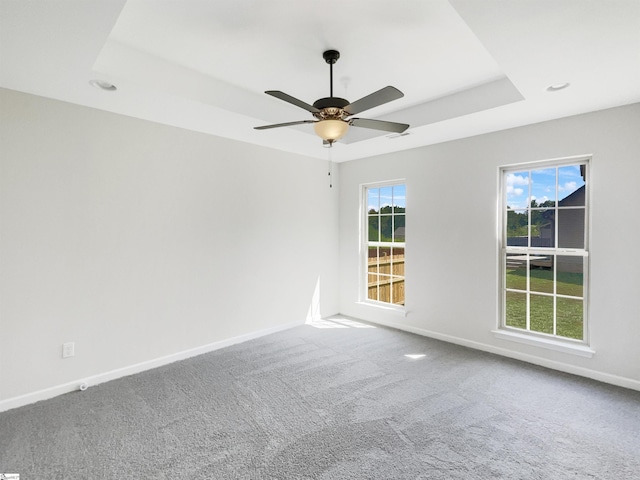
[502,160,588,341]
[364,183,406,307]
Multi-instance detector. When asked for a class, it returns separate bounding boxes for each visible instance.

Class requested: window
[501,158,589,342]
[363,182,406,307]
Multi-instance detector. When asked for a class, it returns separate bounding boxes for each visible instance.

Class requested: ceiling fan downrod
[323,50,340,98]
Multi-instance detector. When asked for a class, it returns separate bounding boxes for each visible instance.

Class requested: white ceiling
[2,0,639,162]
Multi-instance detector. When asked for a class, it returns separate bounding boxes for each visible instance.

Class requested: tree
[507,200,556,239]
[369,205,405,242]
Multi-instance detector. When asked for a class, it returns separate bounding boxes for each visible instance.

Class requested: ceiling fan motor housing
[312,97,350,121]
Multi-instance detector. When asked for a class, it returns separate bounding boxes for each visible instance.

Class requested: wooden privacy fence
[368,254,405,304]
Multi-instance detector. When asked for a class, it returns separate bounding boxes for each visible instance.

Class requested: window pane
[558,208,585,248]
[379,215,393,241]
[378,275,391,303]
[391,247,405,276]
[368,215,379,242]
[556,297,584,340]
[530,294,554,335]
[530,256,554,294]
[505,254,527,290]
[506,171,529,209]
[379,186,393,211]
[368,247,379,275]
[393,215,405,242]
[557,256,583,297]
[367,188,379,212]
[378,247,391,275]
[367,243,380,302]
[391,276,405,306]
[368,281,379,301]
[531,209,555,247]
[506,210,528,246]
[558,165,586,206]
[392,184,406,212]
[505,291,526,329]
[531,168,556,206]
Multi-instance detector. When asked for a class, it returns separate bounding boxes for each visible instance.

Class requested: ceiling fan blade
[254,120,316,130]
[349,117,409,133]
[265,91,320,113]
[344,86,404,115]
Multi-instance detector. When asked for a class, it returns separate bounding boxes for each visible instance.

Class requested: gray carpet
[1,318,639,479]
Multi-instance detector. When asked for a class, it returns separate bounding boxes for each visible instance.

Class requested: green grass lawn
[505,268,584,340]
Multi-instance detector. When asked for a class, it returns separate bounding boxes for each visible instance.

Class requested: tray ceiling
[1,0,639,162]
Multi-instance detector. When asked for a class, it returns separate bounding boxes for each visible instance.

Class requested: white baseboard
[0,320,303,413]
[356,316,640,392]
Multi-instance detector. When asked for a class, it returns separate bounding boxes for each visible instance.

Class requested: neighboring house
[533,185,585,272]
[559,185,586,248]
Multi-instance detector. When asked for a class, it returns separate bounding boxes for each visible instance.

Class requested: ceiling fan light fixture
[314,119,349,142]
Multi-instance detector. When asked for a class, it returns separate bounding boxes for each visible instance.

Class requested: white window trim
[356,301,407,316]
[492,329,595,357]
[498,155,591,349]
[360,179,407,311]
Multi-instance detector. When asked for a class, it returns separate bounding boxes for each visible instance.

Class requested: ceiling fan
[254,50,409,145]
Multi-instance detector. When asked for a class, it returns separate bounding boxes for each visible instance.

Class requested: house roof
[559,185,586,207]
[1,0,639,162]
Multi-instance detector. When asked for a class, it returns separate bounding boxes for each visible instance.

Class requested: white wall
[338,103,640,389]
[0,88,339,404]
[2,88,638,409]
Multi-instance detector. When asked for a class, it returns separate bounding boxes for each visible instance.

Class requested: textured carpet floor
[1,318,640,479]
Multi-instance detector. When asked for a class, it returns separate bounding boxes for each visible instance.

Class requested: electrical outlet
[62,342,75,358]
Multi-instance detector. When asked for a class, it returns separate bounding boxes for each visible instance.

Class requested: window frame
[499,156,590,346]
[360,180,406,311]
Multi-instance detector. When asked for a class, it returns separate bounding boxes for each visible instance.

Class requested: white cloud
[506,173,529,187]
[528,195,550,204]
[506,186,524,196]
[559,181,578,192]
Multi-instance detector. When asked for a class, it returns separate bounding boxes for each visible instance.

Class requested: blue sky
[368,184,406,212]
[506,165,585,210]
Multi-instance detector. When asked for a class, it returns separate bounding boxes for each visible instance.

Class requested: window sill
[356,301,407,317]
[492,329,595,358]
